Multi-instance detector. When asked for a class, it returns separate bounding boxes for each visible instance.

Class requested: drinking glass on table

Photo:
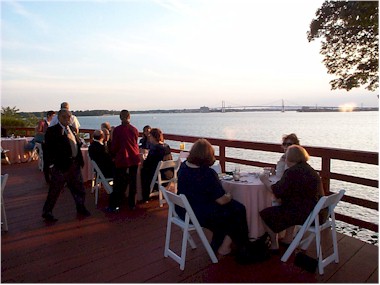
[233,165,240,181]
[263,167,274,176]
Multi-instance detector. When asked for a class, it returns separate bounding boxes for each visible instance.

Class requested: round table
[221,173,279,239]
[1,137,34,163]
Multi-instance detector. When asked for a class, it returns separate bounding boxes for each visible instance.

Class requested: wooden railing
[164,134,379,233]
[3,127,378,232]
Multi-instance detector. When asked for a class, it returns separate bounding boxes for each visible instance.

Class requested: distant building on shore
[200,106,210,113]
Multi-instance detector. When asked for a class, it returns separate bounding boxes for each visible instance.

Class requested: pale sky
[1,0,378,112]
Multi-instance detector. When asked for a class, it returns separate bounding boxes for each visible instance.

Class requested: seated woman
[141,128,173,202]
[259,144,324,251]
[139,125,152,150]
[275,133,300,177]
[177,138,250,258]
[101,122,113,151]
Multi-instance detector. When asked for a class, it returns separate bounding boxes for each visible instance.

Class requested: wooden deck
[1,161,378,283]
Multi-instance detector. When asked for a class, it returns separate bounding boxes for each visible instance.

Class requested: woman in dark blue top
[141,128,173,202]
[177,139,249,256]
[139,125,152,150]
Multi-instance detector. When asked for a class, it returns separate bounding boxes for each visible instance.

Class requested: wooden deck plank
[326,240,378,283]
[1,161,378,283]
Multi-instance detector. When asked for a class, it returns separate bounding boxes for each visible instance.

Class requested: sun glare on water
[339,103,356,112]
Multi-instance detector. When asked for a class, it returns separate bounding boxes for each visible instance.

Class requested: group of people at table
[36,102,324,265]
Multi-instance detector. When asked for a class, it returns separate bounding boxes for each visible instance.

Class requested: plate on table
[221,174,233,181]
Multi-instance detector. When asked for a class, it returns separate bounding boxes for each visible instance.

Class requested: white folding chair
[1,174,9,231]
[34,143,43,171]
[1,148,11,165]
[149,159,180,207]
[179,151,189,161]
[90,160,113,206]
[210,162,222,174]
[88,155,97,193]
[27,143,40,162]
[281,189,345,275]
[160,186,218,270]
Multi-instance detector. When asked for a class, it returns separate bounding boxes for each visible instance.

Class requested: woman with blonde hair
[260,144,323,252]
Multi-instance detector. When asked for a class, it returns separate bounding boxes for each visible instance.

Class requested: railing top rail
[4,127,378,165]
[163,133,379,165]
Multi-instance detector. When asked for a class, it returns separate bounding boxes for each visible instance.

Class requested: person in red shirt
[35,110,56,183]
[108,110,140,212]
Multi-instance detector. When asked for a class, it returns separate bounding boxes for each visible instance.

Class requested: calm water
[79,111,378,152]
[78,111,379,243]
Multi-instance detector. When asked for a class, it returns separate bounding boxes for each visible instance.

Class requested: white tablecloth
[81,148,94,182]
[1,137,34,163]
[221,173,279,239]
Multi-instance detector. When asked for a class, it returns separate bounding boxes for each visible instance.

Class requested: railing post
[219,144,226,172]
[321,157,331,194]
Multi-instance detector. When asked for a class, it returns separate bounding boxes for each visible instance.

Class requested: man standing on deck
[49,102,81,133]
[107,110,140,212]
[42,109,90,222]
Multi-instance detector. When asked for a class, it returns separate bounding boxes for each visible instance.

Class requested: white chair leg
[187,231,197,249]
[1,197,8,232]
[164,214,172,258]
[180,225,190,270]
[314,227,323,274]
[299,231,315,250]
[195,227,218,263]
[331,216,339,263]
[95,186,99,206]
[159,189,164,207]
[281,224,309,262]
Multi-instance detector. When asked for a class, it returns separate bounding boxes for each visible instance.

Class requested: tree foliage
[1,106,38,127]
[308,1,378,91]
[1,106,21,117]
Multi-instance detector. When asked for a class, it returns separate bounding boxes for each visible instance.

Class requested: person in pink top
[108,110,140,212]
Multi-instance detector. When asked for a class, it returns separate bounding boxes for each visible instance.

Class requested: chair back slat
[164,188,184,208]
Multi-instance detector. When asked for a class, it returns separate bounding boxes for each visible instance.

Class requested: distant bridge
[210,99,325,112]
[204,100,377,112]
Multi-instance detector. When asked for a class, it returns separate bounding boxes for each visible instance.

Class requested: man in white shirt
[49,102,80,133]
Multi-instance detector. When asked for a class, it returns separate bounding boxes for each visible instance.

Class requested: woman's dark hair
[150,128,163,143]
[187,139,216,167]
[282,133,300,145]
[46,110,56,117]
